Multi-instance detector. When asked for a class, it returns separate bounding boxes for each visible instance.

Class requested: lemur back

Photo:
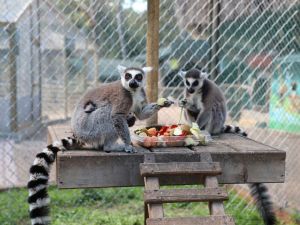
[71,80,133,149]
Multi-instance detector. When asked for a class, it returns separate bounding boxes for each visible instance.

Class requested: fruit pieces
[180,124,191,132]
[157,98,174,107]
[143,136,157,148]
[147,127,157,137]
[190,122,201,138]
[190,122,207,145]
[157,97,167,106]
[173,127,183,136]
[184,137,198,146]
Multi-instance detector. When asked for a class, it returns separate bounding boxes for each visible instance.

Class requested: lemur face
[118,65,152,91]
[179,69,208,94]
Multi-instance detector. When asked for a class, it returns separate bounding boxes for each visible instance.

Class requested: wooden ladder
[140,153,235,225]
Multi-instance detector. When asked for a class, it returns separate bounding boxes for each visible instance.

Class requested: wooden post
[146,0,159,126]
[8,24,18,132]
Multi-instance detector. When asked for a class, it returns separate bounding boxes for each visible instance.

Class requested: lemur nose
[129,80,139,89]
[188,88,195,94]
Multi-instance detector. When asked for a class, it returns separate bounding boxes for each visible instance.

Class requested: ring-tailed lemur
[28,65,173,225]
[179,68,276,225]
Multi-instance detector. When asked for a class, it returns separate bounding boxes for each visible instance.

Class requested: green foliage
[0,186,297,225]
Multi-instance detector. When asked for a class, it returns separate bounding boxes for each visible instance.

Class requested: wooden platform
[48,125,286,189]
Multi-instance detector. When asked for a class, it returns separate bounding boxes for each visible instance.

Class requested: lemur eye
[125,73,132,80]
[186,80,190,86]
[192,80,199,86]
[135,74,143,81]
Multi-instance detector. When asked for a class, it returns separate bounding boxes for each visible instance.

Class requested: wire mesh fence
[0,0,299,224]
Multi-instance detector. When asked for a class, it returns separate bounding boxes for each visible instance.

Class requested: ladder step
[140,162,222,176]
[144,187,228,204]
[146,216,235,225]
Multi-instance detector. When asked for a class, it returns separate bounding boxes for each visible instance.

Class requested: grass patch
[0,186,296,225]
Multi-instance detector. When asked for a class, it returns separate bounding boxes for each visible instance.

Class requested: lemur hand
[126,112,136,127]
[161,99,174,107]
[179,99,188,108]
[157,98,174,108]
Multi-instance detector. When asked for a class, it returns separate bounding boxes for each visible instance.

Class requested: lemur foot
[124,145,136,153]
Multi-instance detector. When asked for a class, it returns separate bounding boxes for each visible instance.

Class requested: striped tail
[223,124,247,136]
[28,137,77,225]
[249,183,276,225]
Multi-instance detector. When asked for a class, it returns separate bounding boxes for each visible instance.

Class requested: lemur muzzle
[129,80,139,89]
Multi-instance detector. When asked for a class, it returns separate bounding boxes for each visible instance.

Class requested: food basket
[132,125,212,148]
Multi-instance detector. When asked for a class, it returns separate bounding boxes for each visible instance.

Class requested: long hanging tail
[249,183,276,225]
[28,137,78,225]
[223,126,276,224]
[223,124,248,136]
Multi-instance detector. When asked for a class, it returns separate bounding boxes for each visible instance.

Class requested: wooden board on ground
[49,125,286,188]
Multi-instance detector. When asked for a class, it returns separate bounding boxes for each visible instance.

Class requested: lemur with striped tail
[179,68,276,225]
[28,65,173,225]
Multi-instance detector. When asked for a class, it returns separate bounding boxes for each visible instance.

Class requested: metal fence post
[146,0,160,126]
[209,0,221,79]
[8,24,18,133]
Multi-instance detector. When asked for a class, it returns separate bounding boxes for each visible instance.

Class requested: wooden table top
[48,125,286,189]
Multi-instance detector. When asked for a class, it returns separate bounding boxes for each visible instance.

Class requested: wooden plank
[140,162,222,176]
[201,152,225,216]
[207,134,279,153]
[150,147,193,153]
[56,150,285,188]
[143,154,164,219]
[144,187,228,204]
[52,126,285,187]
[146,0,159,125]
[147,216,235,225]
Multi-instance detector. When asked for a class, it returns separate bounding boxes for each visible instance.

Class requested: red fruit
[147,128,157,137]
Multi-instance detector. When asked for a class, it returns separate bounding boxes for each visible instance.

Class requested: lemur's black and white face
[118,65,152,91]
[179,69,208,94]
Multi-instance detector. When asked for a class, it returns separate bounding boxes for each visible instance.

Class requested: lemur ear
[200,71,209,79]
[117,65,126,76]
[142,67,152,74]
[179,70,187,79]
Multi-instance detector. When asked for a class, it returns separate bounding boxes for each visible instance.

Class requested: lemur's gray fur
[179,69,275,225]
[71,65,172,153]
[28,65,173,225]
[179,68,229,135]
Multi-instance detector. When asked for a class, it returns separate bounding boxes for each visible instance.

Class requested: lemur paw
[126,112,136,127]
[124,145,136,153]
[179,99,188,108]
[161,99,174,108]
[151,103,161,111]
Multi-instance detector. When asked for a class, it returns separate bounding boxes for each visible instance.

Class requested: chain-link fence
[0,0,299,224]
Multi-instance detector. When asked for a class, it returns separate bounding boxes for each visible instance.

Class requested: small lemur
[28,65,173,225]
[179,68,246,135]
[179,68,276,225]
